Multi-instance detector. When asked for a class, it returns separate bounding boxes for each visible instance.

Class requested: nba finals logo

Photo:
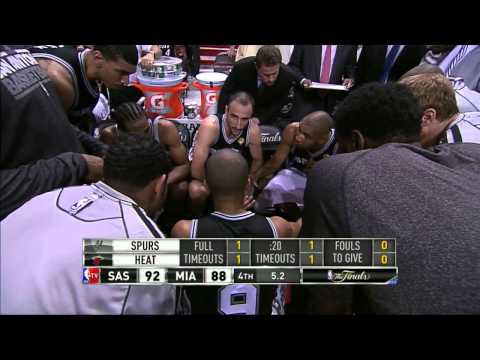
[83,268,100,284]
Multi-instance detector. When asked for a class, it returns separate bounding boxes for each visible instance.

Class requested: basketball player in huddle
[99,102,190,218]
[188,91,263,216]
[172,149,301,315]
[29,45,138,131]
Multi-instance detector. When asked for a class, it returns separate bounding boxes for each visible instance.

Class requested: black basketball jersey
[288,129,339,172]
[211,114,252,157]
[187,211,285,315]
[188,114,253,162]
[28,45,100,121]
[191,211,277,238]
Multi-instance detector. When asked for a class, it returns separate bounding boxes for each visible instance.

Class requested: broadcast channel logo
[83,267,100,284]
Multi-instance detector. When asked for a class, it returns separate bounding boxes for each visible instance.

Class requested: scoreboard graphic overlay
[83,238,398,285]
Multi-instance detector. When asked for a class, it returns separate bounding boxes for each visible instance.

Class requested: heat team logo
[83,267,100,284]
[84,253,112,266]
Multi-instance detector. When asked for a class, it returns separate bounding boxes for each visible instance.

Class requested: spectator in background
[174,45,200,77]
[446,45,480,92]
[218,46,298,130]
[236,45,294,64]
[422,45,479,88]
[400,73,480,146]
[354,45,427,87]
[298,82,480,314]
[157,45,200,77]
[288,45,356,118]
[0,46,103,220]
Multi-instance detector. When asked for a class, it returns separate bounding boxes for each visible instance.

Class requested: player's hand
[342,78,354,89]
[301,79,312,88]
[250,117,260,125]
[254,176,270,191]
[82,154,104,183]
[140,53,155,68]
[243,177,256,210]
[243,194,255,210]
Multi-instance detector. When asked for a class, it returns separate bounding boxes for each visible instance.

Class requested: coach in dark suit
[355,45,428,87]
[218,46,298,130]
[288,45,357,118]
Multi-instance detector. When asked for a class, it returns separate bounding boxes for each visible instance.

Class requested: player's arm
[254,123,297,185]
[247,120,263,179]
[99,126,117,145]
[157,120,190,185]
[171,220,193,238]
[269,216,298,238]
[190,116,219,182]
[150,45,161,58]
[158,121,188,165]
[37,59,76,111]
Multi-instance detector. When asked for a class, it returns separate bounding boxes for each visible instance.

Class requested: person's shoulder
[282,122,299,142]
[279,64,298,82]
[268,216,292,238]
[285,121,299,133]
[171,219,193,238]
[235,56,256,66]
[314,149,370,171]
[157,118,178,131]
[434,141,480,159]
[201,114,220,129]
[231,57,256,73]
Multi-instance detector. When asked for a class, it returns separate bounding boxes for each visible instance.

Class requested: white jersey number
[218,285,258,315]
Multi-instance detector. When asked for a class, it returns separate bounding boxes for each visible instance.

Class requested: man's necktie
[320,45,332,83]
[379,45,401,83]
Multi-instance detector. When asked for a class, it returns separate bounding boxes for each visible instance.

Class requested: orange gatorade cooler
[192,72,228,118]
[135,72,188,119]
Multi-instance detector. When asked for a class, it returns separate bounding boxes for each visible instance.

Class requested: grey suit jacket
[451,46,480,92]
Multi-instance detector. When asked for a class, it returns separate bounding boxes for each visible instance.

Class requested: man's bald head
[400,64,444,80]
[301,111,333,137]
[206,149,249,197]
